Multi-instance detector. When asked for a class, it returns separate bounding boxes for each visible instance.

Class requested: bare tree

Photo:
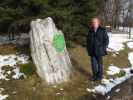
[103,0,133,29]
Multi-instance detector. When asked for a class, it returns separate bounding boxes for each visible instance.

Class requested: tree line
[0,0,132,40]
[0,0,104,39]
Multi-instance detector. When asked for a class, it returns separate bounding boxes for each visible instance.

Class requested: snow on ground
[93,66,133,95]
[0,88,8,100]
[127,42,133,49]
[0,31,133,98]
[128,52,133,66]
[107,65,120,75]
[108,33,131,52]
[118,27,133,34]
[0,94,8,100]
[87,63,133,95]
[0,54,29,99]
[87,45,133,95]
[115,88,120,93]
[0,54,29,80]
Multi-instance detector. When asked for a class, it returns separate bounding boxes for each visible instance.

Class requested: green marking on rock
[52,32,65,53]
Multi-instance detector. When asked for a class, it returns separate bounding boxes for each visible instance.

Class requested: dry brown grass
[0,44,17,55]
[1,42,133,100]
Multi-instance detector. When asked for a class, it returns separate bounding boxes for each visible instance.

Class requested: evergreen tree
[0,0,99,41]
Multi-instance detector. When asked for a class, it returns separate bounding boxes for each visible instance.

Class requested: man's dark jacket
[87,26,109,56]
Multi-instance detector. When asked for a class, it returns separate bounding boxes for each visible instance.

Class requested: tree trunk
[29,17,72,84]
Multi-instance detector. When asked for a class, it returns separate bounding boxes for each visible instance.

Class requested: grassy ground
[0,42,133,100]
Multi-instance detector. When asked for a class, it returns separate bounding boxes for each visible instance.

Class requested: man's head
[91,18,101,29]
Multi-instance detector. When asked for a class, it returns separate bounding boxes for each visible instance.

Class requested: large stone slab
[30,17,72,84]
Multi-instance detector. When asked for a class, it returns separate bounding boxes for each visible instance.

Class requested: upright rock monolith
[30,17,72,84]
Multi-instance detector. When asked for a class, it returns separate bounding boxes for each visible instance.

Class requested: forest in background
[0,0,100,36]
[0,0,132,40]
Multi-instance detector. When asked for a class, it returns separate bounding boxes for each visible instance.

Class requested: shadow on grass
[71,57,91,79]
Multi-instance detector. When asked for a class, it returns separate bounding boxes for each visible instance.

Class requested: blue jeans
[91,55,103,79]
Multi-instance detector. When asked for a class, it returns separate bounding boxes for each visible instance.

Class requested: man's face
[92,18,100,29]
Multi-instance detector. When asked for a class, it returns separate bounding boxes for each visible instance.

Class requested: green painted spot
[52,32,65,52]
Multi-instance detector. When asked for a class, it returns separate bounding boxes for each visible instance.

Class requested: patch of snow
[56,93,61,95]
[107,66,120,75]
[7,71,11,75]
[101,79,110,84]
[94,80,116,95]
[60,88,64,91]
[0,54,29,80]
[16,54,29,64]
[0,88,8,100]
[115,88,120,93]
[108,33,131,52]
[86,88,95,92]
[0,54,29,99]
[94,71,133,95]
[107,95,110,100]
[0,94,8,100]
[127,42,133,49]
[12,67,26,79]
[128,52,133,67]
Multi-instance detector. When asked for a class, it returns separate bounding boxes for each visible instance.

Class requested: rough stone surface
[30,17,72,84]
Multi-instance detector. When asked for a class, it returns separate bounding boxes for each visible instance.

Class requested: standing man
[87,18,109,81]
